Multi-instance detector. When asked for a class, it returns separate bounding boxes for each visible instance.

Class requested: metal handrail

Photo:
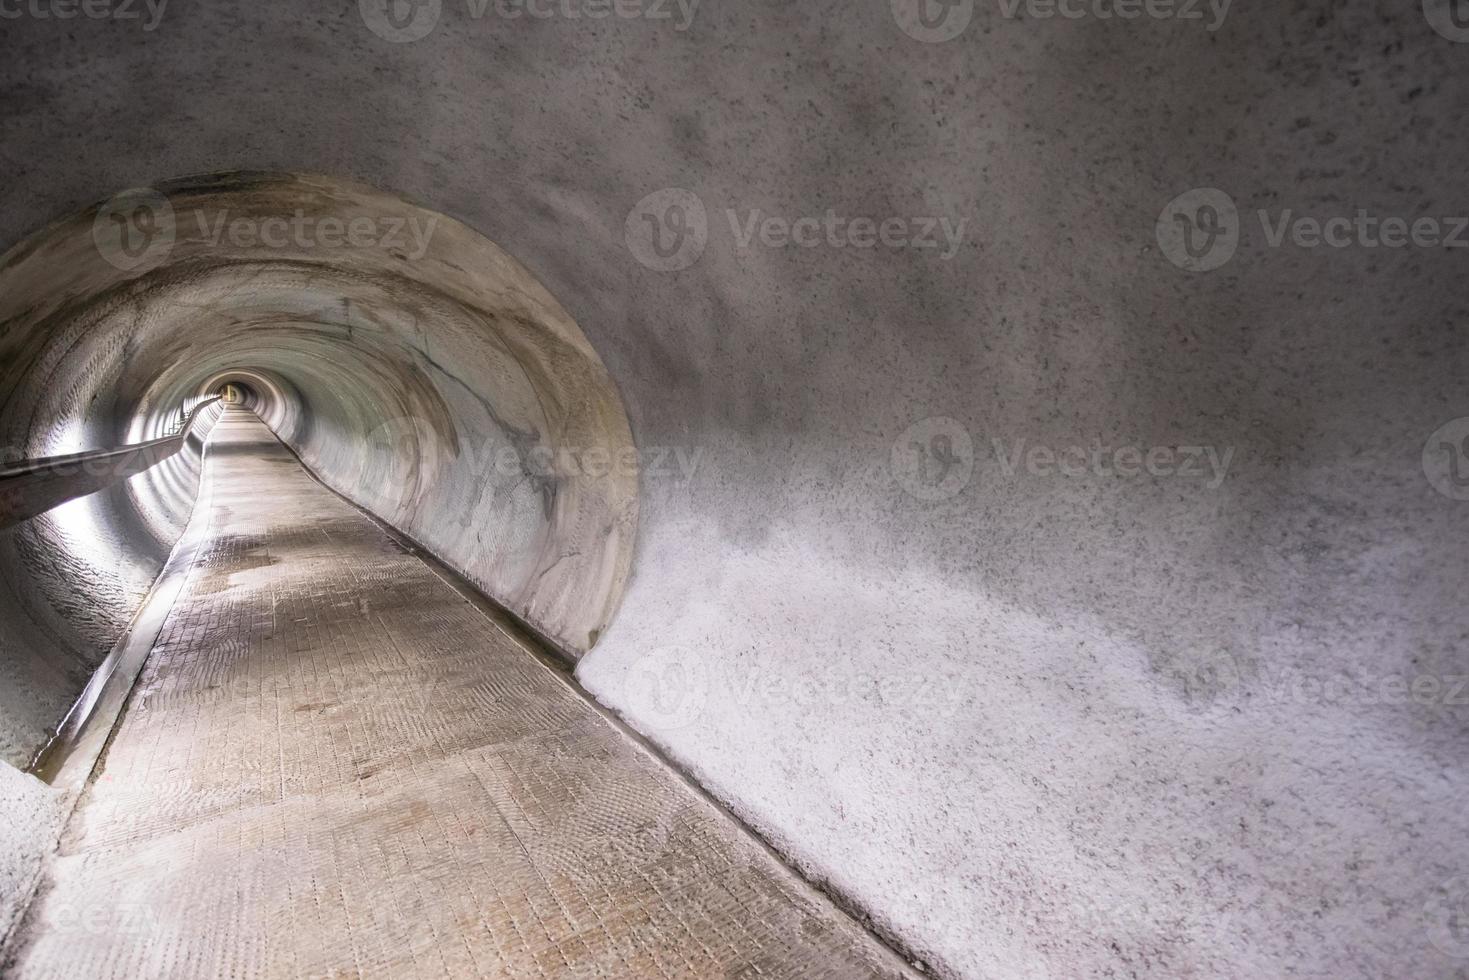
[0,397,222,529]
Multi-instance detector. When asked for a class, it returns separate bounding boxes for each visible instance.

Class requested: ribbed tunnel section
[0,172,639,774]
[0,173,654,960]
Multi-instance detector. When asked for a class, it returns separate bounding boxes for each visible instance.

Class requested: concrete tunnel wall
[0,173,640,770]
[0,398,223,770]
[0,395,223,942]
[0,4,1467,978]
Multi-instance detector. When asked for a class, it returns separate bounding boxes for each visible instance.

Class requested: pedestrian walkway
[7,407,906,980]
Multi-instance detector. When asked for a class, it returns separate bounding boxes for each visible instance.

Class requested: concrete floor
[6,408,906,979]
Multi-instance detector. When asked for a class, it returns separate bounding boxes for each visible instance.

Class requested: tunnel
[1,4,1467,980]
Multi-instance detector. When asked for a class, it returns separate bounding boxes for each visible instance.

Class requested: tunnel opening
[0,171,640,780]
[216,381,256,405]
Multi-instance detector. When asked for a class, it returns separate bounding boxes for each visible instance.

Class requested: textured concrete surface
[0,405,220,769]
[0,397,220,529]
[0,3,1466,978]
[0,174,637,665]
[1,403,224,949]
[6,408,908,979]
[0,763,68,950]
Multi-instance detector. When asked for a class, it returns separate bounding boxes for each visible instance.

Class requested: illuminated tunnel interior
[1,5,1467,980]
[0,171,637,750]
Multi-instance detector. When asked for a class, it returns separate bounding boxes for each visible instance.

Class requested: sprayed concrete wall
[1,3,1467,978]
[0,400,221,944]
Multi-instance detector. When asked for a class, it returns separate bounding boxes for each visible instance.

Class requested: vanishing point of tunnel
[1,5,1467,980]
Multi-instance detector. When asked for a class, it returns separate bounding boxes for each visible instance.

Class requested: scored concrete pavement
[6,407,909,979]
